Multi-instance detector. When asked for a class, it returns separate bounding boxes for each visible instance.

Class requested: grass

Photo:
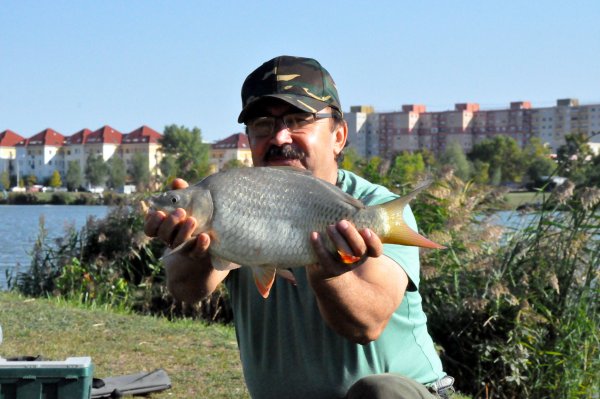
[503,191,544,208]
[0,291,248,398]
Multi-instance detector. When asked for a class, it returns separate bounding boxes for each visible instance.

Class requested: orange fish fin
[376,181,446,249]
[276,269,297,286]
[337,250,362,264]
[252,266,277,298]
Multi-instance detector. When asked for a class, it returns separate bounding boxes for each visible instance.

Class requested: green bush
[419,175,599,398]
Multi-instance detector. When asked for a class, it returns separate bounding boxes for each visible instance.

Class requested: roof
[87,125,122,145]
[122,125,162,144]
[0,130,25,146]
[18,128,65,146]
[212,133,250,150]
[64,128,92,145]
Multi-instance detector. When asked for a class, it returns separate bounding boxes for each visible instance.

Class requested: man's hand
[307,220,407,344]
[309,220,383,279]
[143,178,227,303]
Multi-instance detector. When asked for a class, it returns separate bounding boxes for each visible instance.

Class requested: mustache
[264,145,306,161]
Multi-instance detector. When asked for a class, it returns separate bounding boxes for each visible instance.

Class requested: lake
[0,205,110,289]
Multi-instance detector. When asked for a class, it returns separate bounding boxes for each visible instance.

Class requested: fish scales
[204,167,364,267]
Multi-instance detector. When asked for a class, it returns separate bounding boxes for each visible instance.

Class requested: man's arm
[307,220,408,345]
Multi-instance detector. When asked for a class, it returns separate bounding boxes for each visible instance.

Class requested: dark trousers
[345,374,452,399]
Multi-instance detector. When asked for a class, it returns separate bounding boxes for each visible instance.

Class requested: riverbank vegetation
[5,133,599,398]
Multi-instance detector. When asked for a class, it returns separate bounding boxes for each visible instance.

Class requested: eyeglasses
[246,112,336,139]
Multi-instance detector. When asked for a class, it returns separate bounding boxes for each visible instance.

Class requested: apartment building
[210,132,252,173]
[3,125,162,186]
[346,99,600,159]
[0,130,24,180]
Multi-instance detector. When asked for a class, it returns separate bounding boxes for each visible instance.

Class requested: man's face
[245,101,347,184]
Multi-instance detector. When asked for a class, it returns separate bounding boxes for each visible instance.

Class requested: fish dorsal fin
[252,266,277,298]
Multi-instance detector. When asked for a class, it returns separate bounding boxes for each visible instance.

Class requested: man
[144,56,454,398]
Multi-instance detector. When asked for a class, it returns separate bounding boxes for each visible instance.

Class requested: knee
[346,374,433,399]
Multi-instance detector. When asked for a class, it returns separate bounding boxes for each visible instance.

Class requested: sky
[1,1,599,143]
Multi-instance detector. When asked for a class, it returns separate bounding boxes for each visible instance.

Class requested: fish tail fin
[378,181,446,250]
[252,266,277,298]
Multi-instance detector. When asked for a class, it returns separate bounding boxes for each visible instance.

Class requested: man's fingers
[172,178,189,189]
[144,210,166,237]
[172,216,197,248]
[157,208,187,246]
[329,220,367,258]
[360,228,383,258]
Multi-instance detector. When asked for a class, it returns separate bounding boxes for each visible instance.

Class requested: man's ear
[332,120,348,158]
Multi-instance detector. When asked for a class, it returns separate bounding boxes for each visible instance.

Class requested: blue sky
[1,1,599,142]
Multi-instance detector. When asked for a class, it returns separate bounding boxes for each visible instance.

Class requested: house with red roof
[15,128,65,183]
[120,125,163,180]
[0,130,25,182]
[210,132,252,172]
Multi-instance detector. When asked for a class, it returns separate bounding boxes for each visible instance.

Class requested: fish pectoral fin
[252,266,277,299]
[276,268,297,286]
[211,255,240,271]
[160,237,198,261]
[337,250,362,264]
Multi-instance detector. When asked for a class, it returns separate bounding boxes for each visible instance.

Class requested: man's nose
[270,121,293,145]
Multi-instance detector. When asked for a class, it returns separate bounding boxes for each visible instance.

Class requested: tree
[387,151,426,189]
[471,160,490,184]
[440,140,472,181]
[25,174,37,187]
[66,161,83,191]
[159,124,211,182]
[48,170,62,188]
[85,155,108,187]
[360,156,386,186]
[339,147,365,174]
[221,159,246,171]
[523,137,556,183]
[107,156,126,189]
[0,171,9,190]
[556,133,594,185]
[469,136,525,184]
[130,152,150,191]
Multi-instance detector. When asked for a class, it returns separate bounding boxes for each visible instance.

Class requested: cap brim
[238,94,329,123]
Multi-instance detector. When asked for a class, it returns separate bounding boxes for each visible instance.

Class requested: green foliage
[10,205,232,323]
[469,136,525,183]
[85,155,108,187]
[66,160,83,190]
[159,124,211,182]
[556,133,595,185]
[221,159,246,171]
[440,140,472,181]
[0,171,9,189]
[48,170,62,188]
[107,156,126,189]
[25,174,37,187]
[388,151,426,188]
[523,138,556,183]
[419,175,600,398]
[130,152,150,190]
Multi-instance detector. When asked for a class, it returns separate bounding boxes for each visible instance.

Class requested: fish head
[148,189,194,214]
[147,187,214,231]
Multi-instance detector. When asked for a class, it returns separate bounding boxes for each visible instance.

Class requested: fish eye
[170,194,180,204]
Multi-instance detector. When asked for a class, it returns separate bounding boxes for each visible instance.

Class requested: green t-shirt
[225,169,445,399]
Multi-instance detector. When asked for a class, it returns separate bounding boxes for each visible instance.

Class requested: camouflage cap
[238,55,342,123]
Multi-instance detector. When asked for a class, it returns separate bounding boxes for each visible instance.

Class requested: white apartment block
[2,125,163,187]
[345,99,600,159]
[210,133,253,173]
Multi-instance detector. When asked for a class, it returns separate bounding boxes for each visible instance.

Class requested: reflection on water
[0,205,109,289]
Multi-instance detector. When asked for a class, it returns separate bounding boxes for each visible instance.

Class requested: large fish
[146,167,444,298]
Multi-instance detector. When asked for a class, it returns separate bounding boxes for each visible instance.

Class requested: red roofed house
[210,132,252,172]
[120,125,163,181]
[15,128,65,183]
[0,130,25,184]
[86,125,122,160]
[63,128,92,173]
